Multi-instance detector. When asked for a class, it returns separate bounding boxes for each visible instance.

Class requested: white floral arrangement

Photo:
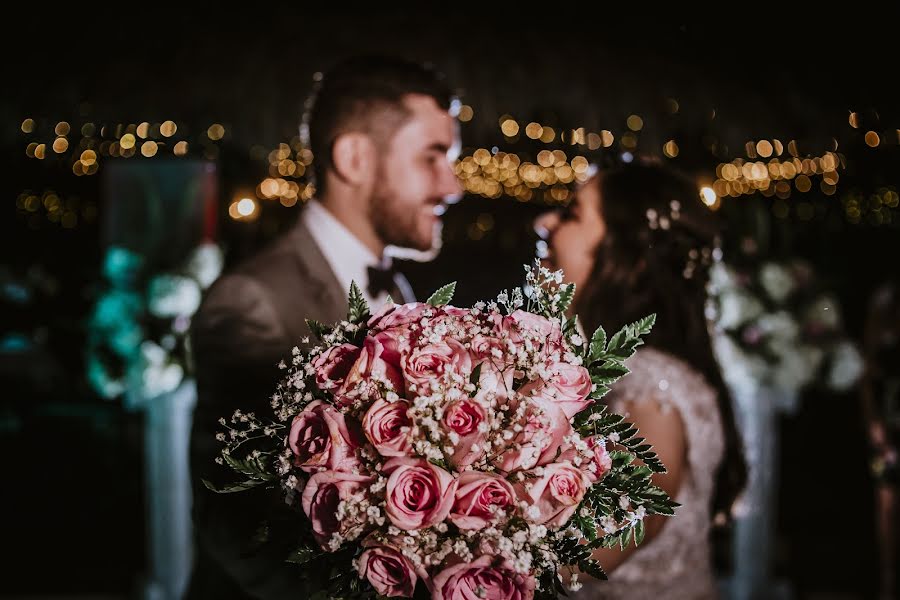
[708,259,864,407]
[86,242,224,404]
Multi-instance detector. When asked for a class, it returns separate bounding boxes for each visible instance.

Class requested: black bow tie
[367,264,398,298]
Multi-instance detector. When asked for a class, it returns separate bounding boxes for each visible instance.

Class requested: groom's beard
[386,220,443,263]
[370,180,443,256]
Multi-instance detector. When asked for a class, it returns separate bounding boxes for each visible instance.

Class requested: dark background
[2,11,898,598]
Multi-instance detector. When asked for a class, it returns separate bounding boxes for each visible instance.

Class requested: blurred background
[3,11,899,599]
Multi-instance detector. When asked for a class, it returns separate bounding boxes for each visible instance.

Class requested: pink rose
[301,470,373,548]
[515,462,590,528]
[559,435,613,484]
[449,471,516,530]
[432,555,535,600]
[359,537,419,598]
[475,360,515,403]
[496,310,562,348]
[470,334,505,361]
[585,436,612,483]
[368,302,431,331]
[492,397,572,474]
[312,343,361,391]
[383,457,457,530]
[520,363,593,419]
[362,398,412,457]
[287,400,362,472]
[342,335,405,397]
[442,399,488,468]
[402,339,473,392]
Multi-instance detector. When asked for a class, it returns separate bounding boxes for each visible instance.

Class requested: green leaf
[427,282,456,306]
[286,545,322,566]
[305,319,331,341]
[631,313,656,337]
[578,558,607,581]
[590,326,607,360]
[202,478,268,494]
[347,281,370,324]
[469,362,483,386]
[223,453,276,481]
[556,283,575,314]
[634,519,646,546]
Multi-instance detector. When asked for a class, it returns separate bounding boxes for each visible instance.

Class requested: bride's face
[534,175,607,295]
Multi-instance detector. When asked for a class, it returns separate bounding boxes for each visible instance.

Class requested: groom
[188,56,461,599]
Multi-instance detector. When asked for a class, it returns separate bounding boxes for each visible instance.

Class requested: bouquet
[708,258,863,406]
[86,242,223,404]
[208,263,676,599]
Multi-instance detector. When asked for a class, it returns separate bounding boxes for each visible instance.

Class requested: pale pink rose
[492,397,572,474]
[559,435,613,484]
[496,310,562,347]
[359,537,419,598]
[402,338,473,392]
[441,399,488,468]
[449,471,516,530]
[585,436,612,483]
[520,362,593,419]
[368,302,431,331]
[474,360,515,403]
[515,462,590,528]
[362,398,412,457]
[470,334,505,361]
[312,343,361,391]
[342,334,405,396]
[432,554,535,600]
[287,400,362,472]
[301,470,373,548]
[371,329,406,371]
[383,457,457,530]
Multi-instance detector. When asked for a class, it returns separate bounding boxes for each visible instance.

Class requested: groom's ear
[331,132,376,188]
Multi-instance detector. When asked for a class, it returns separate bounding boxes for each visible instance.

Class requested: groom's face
[370,94,460,252]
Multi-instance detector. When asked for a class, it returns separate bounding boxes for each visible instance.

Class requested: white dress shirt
[301,200,394,310]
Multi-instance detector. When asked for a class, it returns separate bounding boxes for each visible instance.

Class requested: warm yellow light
[663,140,679,158]
[865,131,880,147]
[120,133,136,149]
[55,121,70,136]
[141,141,158,157]
[173,141,188,156]
[525,122,543,139]
[458,105,473,122]
[626,115,643,131]
[501,119,519,137]
[600,130,614,147]
[161,120,177,137]
[208,123,225,141]
[22,118,35,133]
[537,150,554,168]
[540,127,556,143]
[137,122,150,139]
[53,137,69,153]
[81,149,97,166]
[756,140,773,158]
[849,112,859,128]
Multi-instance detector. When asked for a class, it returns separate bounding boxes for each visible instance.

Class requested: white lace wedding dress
[574,347,725,600]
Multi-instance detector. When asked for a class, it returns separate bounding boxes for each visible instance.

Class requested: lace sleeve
[608,347,725,499]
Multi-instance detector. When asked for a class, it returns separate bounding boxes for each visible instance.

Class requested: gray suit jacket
[188,219,411,600]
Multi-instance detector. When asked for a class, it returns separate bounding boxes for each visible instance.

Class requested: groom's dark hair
[304,55,454,194]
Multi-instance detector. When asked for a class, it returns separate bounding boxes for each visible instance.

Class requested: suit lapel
[278,219,348,341]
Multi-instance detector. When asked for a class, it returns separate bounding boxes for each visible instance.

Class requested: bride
[535,161,747,599]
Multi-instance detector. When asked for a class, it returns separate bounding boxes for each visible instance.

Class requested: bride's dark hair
[575,160,746,519]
